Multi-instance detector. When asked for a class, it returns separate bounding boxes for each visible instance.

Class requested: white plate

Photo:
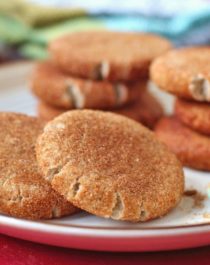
[0,62,210,252]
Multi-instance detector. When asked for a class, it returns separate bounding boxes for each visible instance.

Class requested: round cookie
[175,98,210,136]
[155,116,210,171]
[31,61,144,109]
[49,31,172,81]
[150,47,210,102]
[36,110,184,222]
[37,90,163,129]
[0,113,77,219]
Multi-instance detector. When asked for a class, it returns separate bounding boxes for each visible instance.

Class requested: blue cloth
[100,8,210,46]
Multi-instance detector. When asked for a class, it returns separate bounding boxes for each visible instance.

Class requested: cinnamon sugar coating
[31,61,144,110]
[155,116,210,171]
[0,113,77,219]
[50,31,172,81]
[175,98,210,136]
[150,47,210,102]
[36,110,184,222]
[37,90,163,129]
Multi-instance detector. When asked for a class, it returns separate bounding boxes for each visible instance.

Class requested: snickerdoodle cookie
[50,31,172,81]
[31,61,143,109]
[175,98,210,136]
[155,116,210,171]
[36,110,184,222]
[0,113,77,219]
[37,90,163,128]
[150,47,210,102]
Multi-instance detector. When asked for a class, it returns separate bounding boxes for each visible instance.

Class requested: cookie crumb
[193,192,206,208]
[184,189,206,209]
[184,189,197,196]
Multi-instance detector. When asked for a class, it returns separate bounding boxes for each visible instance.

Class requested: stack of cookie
[31,31,172,129]
[151,47,210,171]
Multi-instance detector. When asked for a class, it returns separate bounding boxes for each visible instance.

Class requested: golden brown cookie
[36,110,184,222]
[155,116,210,171]
[49,31,172,81]
[114,90,163,128]
[0,113,77,219]
[150,47,210,102]
[175,98,210,136]
[31,61,144,109]
[37,90,163,129]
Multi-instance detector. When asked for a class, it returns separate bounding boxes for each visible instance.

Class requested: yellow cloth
[0,0,86,26]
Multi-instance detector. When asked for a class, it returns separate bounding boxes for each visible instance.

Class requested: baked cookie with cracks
[50,31,172,81]
[0,112,77,219]
[36,110,184,222]
[150,47,210,102]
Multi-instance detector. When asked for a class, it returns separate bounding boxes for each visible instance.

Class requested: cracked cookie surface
[150,47,210,102]
[31,61,143,109]
[36,110,184,222]
[37,90,163,129]
[49,31,172,81]
[0,113,77,219]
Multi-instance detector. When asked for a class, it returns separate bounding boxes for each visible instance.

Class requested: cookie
[37,90,163,128]
[31,61,144,109]
[36,110,184,222]
[114,90,163,128]
[49,31,172,81]
[150,47,210,102]
[175,98,210,136]
[0,113,77,219]
[155,116,210,171]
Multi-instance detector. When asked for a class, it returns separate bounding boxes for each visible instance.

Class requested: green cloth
[0,14,30,44]
[19,43,48,59]
[0,0,86,26]
[30,17,105,45]
[0,0,105,59]
[19,18,104,59]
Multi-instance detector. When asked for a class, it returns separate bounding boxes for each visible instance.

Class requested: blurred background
[1,0,210,63]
